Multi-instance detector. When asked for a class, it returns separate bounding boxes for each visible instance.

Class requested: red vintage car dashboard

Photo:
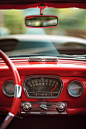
[0,57,86,116]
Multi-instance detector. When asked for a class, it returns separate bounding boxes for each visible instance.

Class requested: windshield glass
[0,8,86,57]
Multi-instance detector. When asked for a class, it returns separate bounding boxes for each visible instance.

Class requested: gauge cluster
[23,75,63,98]
[2,77,84,99]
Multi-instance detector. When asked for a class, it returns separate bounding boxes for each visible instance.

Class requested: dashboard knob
[40,104,48,110]
[22,102,31,112]
[56,102,66,112]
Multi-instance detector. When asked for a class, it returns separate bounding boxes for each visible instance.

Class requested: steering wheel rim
[0,50,22,129]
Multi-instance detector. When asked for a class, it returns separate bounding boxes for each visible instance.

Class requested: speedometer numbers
[23,76,63,98]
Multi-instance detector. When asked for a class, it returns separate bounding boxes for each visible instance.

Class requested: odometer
[23,75,63,98]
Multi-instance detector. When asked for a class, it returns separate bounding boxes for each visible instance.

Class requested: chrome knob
[22,102,31,112]
[56,102,66,112]
[40,104,48,110]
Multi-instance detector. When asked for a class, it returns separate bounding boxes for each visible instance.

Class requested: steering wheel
[0,50,22,129]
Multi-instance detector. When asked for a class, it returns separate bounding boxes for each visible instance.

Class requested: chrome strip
[21,112,67,115]
[28,56,58,62]
[9,112,15,117]
[14,85,22,98]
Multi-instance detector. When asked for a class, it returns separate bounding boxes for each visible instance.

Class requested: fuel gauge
[2,80,14,97]
[67,80,83,97]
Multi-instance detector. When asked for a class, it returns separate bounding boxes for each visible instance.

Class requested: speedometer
[23,75,63,98]
[2,80,14,97]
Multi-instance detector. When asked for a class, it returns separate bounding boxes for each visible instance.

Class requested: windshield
[0,8,86,57]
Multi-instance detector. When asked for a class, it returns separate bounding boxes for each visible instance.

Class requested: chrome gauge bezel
[23,75,63,98]
[2,80,14,97]
[67,80,83,97]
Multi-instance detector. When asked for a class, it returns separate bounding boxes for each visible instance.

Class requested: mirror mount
[38,5,47,15]
[40,8,43,15]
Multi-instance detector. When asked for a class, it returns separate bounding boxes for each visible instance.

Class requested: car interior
[0,0,86,129]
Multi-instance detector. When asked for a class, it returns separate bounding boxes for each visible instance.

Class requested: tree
[3,10,25,34]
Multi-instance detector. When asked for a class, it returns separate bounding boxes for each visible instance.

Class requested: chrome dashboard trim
[21,101,67,115]
[28,56,58,62]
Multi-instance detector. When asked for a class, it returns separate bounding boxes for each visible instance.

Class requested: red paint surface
[0,58,86,115]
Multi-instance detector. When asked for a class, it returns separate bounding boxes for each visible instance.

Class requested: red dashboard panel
[0,58,86,115]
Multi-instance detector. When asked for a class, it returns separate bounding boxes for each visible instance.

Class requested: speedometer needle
[70,88,77,91]
[8,86,14,92]
[51,85,58,92]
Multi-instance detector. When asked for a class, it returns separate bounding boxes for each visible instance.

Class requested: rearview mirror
[25,15,58,28]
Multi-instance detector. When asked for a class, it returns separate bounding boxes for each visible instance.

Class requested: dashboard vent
[28,56,58,62]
